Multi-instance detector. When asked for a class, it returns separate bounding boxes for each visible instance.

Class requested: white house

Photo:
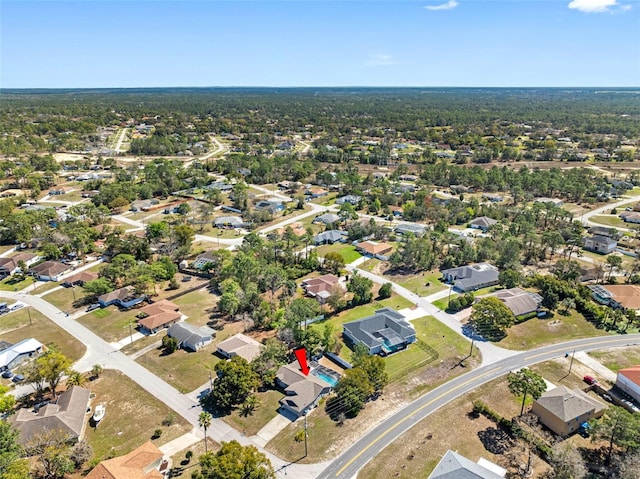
[616,366,640,403]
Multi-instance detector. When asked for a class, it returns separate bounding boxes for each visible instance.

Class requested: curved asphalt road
[318,334,640,479]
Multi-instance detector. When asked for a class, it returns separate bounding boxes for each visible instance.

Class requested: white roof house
[0,338,44,371]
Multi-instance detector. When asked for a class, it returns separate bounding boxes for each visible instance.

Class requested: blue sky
[1,0,639,88]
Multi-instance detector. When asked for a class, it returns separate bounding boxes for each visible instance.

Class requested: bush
[378,282,392,299]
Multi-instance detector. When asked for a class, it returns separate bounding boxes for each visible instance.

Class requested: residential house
[355,241,393,260]
[394,223,426,237]
[0,338,44,372]
[0,253,40,277]
[428,450,506,479]
[441,263,500,292]
[398,174,418,182]
[620,211,640,224]
[49,186,73,195]
[86,441,167,479]
[588,284,640,315]
[98,286,146,309]
[9,386,91,444]
[136,300,182,334]
[204,181,233,192]
[469,216,498,232]
[335,195,362,206]
[616,366,640,403]
[482,194,504,203]
[28,260,72,282]
[61,270,98,287]
[276,221,306,237]
[214,215,244,229]
[343,307,416,355]
[583,235,617,255]
[276,361,334,417]
[313,230,347,245]
[254,199,285,214]
[587,226,621,239]
[192,250,217,270]
[305,187,328,198]
[216,333,262,362]
[313,213,340,225]
[166,322,214,352]
[534,197,564,207]
[531,386,606,436]
[493,288,542,319]
[301,274,344,304]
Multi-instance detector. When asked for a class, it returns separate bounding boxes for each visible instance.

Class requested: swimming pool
[312,370,339,387]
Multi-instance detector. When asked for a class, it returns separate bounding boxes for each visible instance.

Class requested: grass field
[81,370,192,461]
[221,389,285,436]
[0,310,85,362]
[589,346,640,372]
[0,275,35,291]
[390,271,448,297]
[76,307,133,343]
[498,310,603,350]
[315,243,362,264]
[173,289,218,328]
[589,214,627,228]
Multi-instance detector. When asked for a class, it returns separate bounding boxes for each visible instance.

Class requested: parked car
[86,303,100,312]
[10,303,24,311]
[12,374,24,383]
[583,375,597,385]
[1,370,14,379]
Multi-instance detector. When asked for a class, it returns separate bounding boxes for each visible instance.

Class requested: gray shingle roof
[167,323,213,348]
[428,450,504,479]
[343,308,413,349]
[534,386,605,422]
[313,230,347,243]
[442,263,499,291]
[314,213,340,224]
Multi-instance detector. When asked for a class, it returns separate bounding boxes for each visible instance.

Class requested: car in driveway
[583,375,597,385]
[86,303,100,312]
[12,374,24,383]
[1,370,14,379]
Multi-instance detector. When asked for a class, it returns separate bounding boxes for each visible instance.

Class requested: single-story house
[469,216,498,232]
[398,174,418,182]
[482,194,504,203]
[0,253,41,277]
[28,260,72,282]
[98,286,146,309]
[276,221,306,237]
[355,241,393,259]
[9,386,91,444]
[492,288,542,318]
[620,211,640,224]
[61,270,98,287]
[428,450,506,479]
[531,386,606,436]
[86,441,167,479]
[255,199,285,214]
[394,223,426,236]
[204,181,233,192]
[301,274,344,304]
[192,250,217,270]
[588,226,621,239]
[166,322,214,352]
[583,235,617,255]
[588,284,640,314]
[313,230,348,245]
[136,300,182,334]
[305,187,328,198]
[0,338,44,372]
[343,307,415,355]
[276,361,334,417]
[616,365,640,404]
[216,333,262,362]
[313,213,341,225]
[49,186,73,195]
[335,195,362,206]
[441,263,500,292]
[214,215,244,229]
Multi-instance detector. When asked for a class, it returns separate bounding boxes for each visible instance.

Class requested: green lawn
[498,310,603,350]
[76,307,133,343]
[173,289,218,328]
[0,311,85,362]
[589,346,640,373]
[221,389,285,436]
[43,287,87,312]
[432,295,456,311]
[315,244,362,264]
[0,275,35,291]
[82,370,192,461]
[392,271,448,297]
[589,214,627,228]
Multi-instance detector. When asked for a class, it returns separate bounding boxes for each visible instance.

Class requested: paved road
[318,334,640,479]
[581,193,640,231]
[113,128,129,153]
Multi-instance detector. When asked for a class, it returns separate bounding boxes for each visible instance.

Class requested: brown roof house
[355,241,393,260]
[216,333,262,362]
[588,284,640,314]
[276,361,335,418]
[98,286,146,309]
[531,386,606,436]
[301,274,344,305]
[28,260,72,282]
[9,386,91,444]
[62,270,99,287]
[0,253,41,277]
[85,441,168,479]
[136,300,182,334]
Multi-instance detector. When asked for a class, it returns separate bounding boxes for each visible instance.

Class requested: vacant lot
[168,438,219,479]
[498,311,603,350]
[316,243,362,264]
[81,370,192,461]
[590,345,640,372]
[77,306,133,343]
[0,310,85,362]
[221,389,285,436]
[385,269,448,297]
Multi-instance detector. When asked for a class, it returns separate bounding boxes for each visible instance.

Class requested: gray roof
[534,386,605,422]
[216,333,262,362]
[394,223,427,235]
[442,263,499,291]
[313,230,347,243]
[469,216,498,229]
[343,308,413,349]
[314,213,340,224]
[493,288,541,317]
[276,362,332,415]
[10,386,91,444]
[429,450,504,479]
[214,215,243,227]
[167,322,213,347]
[585,235,617,246]
[335,195,362,205]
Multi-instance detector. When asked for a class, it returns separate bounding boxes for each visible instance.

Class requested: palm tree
[198,412,212,453]
[66,370,86,387]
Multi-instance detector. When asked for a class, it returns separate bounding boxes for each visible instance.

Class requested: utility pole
[129,321,134,345]
[447,275,457,309]
[209,371,213,392]
[468,338,475,358]
[304,413,308,458]
[568,349,576,374]
[27,307,32,325]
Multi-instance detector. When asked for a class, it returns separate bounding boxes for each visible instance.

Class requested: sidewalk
[159,428,203,456]
[252,413,294,448]
[574,351,617,382]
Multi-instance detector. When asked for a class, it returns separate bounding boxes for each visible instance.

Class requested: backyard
[221,389,285,436]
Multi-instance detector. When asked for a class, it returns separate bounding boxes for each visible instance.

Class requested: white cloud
[365,54,396,67]
[568,0,631,13]
[425,0,459,11]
